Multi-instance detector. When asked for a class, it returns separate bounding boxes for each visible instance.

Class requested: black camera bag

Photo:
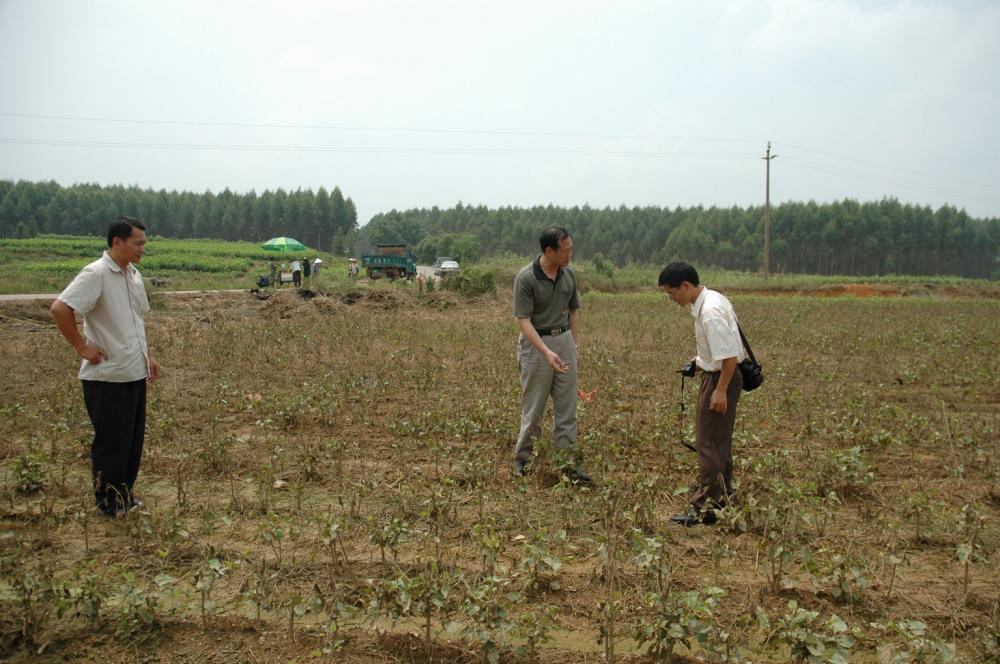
[737,323,763,391]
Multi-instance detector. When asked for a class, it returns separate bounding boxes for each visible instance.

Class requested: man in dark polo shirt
[512,227,590,484]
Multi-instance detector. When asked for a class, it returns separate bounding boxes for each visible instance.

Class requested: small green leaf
[154,574,177,588]
[755,606,770,630]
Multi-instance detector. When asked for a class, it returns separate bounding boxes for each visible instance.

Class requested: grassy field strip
[2,235,997,297]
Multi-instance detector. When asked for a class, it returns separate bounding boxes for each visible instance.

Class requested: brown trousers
[692,368,742,510]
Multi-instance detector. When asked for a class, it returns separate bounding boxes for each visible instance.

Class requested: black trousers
[82,379,146,511]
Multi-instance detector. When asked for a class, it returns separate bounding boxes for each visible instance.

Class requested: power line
[3,115,995,210]
[7,112,995,198]
[780,156,1000,205]
[0,111,763,145]
[777,140,1000,192]
[0,136,760,160]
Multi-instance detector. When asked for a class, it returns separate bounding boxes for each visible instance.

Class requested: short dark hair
[107,216,146,247]
[540,226,570,253]
[658,262,699,288]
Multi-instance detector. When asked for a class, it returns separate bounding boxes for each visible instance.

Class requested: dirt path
[1,280,994,303]
[0,293,60,301]
[0,289,245,302]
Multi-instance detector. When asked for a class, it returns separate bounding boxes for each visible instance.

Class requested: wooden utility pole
[762,141,778,281]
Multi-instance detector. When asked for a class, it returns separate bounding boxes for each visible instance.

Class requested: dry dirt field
[1,288,998,663]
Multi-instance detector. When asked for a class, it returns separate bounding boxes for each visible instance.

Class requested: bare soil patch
[728,281,1000,298]
[1,292,997,662]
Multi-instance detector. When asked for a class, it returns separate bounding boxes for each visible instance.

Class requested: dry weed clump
[0,292,997,662]
[261,288,315,320]
[358,288,414,310]
[309,295,349,316]
[417,290,464,310]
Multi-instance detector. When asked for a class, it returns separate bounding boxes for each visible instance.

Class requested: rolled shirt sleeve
[57,265,102,314]
[703,314,742,361]
[513,271,535,319]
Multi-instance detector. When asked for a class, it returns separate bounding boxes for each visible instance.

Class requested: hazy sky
[2,0,998,224]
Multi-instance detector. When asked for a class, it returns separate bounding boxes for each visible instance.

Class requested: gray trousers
[513,331,578,464]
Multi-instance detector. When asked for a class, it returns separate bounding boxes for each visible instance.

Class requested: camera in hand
[677,360,697,377]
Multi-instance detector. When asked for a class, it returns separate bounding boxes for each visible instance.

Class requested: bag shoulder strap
[698,292,758,365]
[737,322,758,365]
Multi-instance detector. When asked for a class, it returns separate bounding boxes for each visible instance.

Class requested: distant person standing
[303,255,312,288]
[312,257,322,287]
[291,258,302,288]
[50,217,161,516]
[659,262,745,527]
[268,257,277,288]
[512,226,590,484]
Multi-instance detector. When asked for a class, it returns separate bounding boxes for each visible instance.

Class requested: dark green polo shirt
[513,257,581,330]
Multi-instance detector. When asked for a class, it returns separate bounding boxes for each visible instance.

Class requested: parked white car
[434,260,460,277]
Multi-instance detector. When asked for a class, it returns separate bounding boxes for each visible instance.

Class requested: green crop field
[3,235,996,298]
[0,286,997,662]
[0,235,344,294]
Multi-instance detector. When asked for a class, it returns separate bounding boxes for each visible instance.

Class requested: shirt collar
[532,255,562,284]
[691,287,707,318]
[101,251,135,276]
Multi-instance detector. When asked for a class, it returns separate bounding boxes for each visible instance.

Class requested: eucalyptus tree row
[363,198,999,278]
[0,180,358,254]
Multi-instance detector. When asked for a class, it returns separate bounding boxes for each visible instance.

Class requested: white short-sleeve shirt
[57,252,150,382]
[691,288,745,372]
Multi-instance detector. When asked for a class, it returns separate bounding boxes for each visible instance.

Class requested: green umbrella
[261,236,306,252]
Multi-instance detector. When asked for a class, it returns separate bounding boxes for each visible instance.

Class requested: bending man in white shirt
[659,262,745,527]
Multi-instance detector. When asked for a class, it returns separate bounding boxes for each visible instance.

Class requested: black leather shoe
[561,466,592,485]
[513,459,531,477]
[670,508,717,527]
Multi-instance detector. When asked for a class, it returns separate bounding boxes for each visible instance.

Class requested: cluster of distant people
[268,256,322,289]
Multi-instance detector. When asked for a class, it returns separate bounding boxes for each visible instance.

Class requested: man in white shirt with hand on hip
[51,217,161,517]
[659,262,745,526]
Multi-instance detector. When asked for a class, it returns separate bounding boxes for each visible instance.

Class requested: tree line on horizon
[0,180,359,255]
[1,179,997,278]
[362,199,999,279]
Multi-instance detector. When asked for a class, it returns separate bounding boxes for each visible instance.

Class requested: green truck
[361,244,417,280]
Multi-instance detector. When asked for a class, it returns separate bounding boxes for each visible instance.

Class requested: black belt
[535,326,568,336]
